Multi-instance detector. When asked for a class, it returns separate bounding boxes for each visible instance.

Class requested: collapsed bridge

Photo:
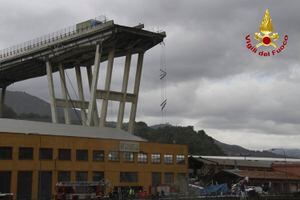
[0,17,166,132]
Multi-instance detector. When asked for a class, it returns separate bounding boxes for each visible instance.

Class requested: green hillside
[133,122,225,156]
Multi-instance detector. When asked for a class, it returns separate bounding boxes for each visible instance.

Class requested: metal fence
[128,195,300,200]
[0,15,108,61]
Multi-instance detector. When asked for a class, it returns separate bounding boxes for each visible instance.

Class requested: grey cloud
[3,0,300,149]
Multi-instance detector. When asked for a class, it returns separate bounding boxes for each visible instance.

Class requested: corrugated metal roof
[200,155,300,163]
[0,118,146,142]
[224,169,300,180]
[191,156,273,168]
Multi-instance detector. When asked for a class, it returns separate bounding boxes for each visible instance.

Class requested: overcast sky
[1,0,300,150]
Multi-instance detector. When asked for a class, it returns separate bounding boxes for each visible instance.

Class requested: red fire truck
[55,181,107,200]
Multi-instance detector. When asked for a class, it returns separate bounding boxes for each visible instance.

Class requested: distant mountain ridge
[268,148,300,159]
[6,91,51,116]
[214,140,285,158]
[5,90,80,123]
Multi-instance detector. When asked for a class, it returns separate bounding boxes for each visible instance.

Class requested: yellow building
[0,119,188,200]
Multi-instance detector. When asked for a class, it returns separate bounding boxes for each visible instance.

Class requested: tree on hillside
[134,122,225,156]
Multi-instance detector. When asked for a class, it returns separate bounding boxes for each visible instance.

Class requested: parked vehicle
[246,186,263,194]
[55,181,107,200]
[0,193,13,200]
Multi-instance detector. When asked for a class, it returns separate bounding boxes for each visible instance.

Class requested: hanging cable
[65,68,89,124]
[61,69,83,125]
[160,42,167,124]
[65,71,79,99]
[109,100,113,126]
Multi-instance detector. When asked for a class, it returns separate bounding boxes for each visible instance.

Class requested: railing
[0,15,108,61]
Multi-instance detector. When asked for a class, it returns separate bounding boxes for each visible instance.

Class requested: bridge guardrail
[0,16,107,61]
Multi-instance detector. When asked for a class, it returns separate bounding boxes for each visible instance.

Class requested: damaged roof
[222,169,300,181]
[191,156,273,168]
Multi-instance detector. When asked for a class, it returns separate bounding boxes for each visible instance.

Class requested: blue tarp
[199,183,229,196]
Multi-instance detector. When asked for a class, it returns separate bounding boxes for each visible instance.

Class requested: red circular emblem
[262,36,271,45]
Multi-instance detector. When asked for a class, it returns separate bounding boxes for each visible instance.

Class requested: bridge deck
[0,20,165,88]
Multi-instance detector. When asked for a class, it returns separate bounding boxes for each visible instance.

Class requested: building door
[0,171,11,193]
[17,171,33,200]
[38,171,52,200]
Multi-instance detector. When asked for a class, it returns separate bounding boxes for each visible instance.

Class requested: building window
[164,173,174,185]
[0,171,11,193]
[151,153,161,164]
[120,172,138,183]
[93,171,104,182]
[58,149,71,160]
[58,171,71,182]
[108,151,119,161]
[176,155,185,164]
[76,171,88,182]
[152,172,161,186]
[76,149,88,161]
[39,148,53,160]
[137,153,148,163]
[19,147,33,160]
[164,154,173,164]
[17,171,32,200]
[0,147,12,160]
[123,152,134,162]
[93,150,104,161]
[38,171,52,200]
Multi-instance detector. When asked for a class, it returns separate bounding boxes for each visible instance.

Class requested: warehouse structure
[0,119,188,199]
[189,156,300,194]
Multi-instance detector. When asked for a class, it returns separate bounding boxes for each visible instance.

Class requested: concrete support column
[128,52,144,133]
[10,171,17,200]
[100,48,115,127]
[75,66,87,125]
[86,66,99,126]
[46,60,58,123]
[88,171,93,182]
[52,171,57,198]
[58,64,71,124]
[87,44,102,126]
[0,87,6,118]
[117,51,131,129]
[71,171,76,182]
[32,170,39,200]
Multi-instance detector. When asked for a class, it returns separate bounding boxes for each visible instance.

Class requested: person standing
[239,177,249,199]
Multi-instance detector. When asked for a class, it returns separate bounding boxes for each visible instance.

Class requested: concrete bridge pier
[87,43,102,126]
[117,51,132,129]
[86,66,100,126]
[75,66,87,126]
[128,52,144,133]
[46,60,58,123]
[99,48,115,127]
[58,64,71,124]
